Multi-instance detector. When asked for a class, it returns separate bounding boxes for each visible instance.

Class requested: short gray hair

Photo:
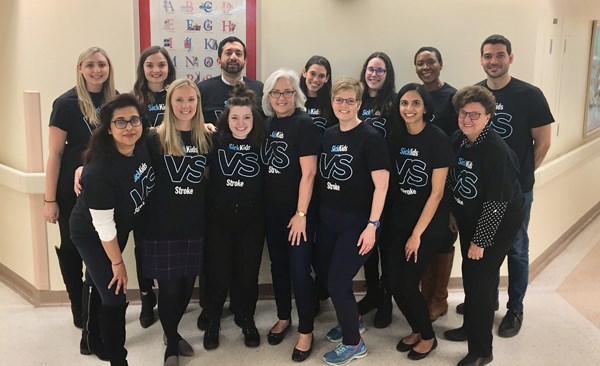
[262,69,307,116]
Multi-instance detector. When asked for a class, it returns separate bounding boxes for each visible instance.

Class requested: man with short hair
[446,34,554,354]
[197,36,264,127]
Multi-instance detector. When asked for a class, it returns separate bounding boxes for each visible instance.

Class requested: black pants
[381,208,441,340]
[460,232,515,357]
[133,230,154,293]
[315,205,373,345]
[204,202,265,321]
[265,201,316,334]
[72,235,126,307]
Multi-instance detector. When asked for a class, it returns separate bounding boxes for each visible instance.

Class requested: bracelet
[44,199,56,203]
[112,260,123,266]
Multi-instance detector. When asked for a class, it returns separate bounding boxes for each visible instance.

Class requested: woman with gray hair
[261,69,321,362]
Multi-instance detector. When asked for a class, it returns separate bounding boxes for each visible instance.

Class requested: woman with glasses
[317,77,389,365]
[355,51,397,328]
[382,83,453,361]
[138,78,212,366]
[261,69,321,362]
[300,55,336,132]
[44,46,116,359]
[413,46,459,322]
[131,45,177,329]
[445,86,524,366]
[70,94,151,366]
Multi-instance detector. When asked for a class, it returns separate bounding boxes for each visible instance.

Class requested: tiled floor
[2,215,600,366]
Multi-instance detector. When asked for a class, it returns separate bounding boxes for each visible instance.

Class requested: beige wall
[1,0,600,291]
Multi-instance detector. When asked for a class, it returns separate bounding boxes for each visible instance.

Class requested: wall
[1,0,600,293]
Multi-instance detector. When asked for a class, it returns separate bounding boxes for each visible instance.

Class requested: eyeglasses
[332,97,358,106]
[366,67,387,76]
[458,110,482,121]
[112,116,142,129]
[269,90,295,98]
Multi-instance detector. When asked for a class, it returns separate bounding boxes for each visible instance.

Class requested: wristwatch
[296,210,307,217]
[367,220,380,228]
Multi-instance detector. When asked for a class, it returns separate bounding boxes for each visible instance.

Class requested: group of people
[44,33,553,366]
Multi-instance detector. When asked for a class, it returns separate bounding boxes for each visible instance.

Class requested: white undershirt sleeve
[89,208,117,242]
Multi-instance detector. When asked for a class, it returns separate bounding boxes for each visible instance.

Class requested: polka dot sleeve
[472,201,508,248]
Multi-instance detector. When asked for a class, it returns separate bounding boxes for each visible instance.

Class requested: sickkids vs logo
[319,153,353,182]
[131,163,155,214]
[218,149,260,178]
[261,140,289,174]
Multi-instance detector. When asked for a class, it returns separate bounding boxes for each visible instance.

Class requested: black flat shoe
[291,334,313,362]
[444,327,468,342]
[396,339,418,353]
[267,321,291,345]
[407,338,437,360]
[457,354,493,366]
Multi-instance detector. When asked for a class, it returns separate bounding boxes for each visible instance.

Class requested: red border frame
[138,0,257,79]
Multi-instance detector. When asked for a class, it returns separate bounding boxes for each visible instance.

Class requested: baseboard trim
[3,200,599,307]
[529,200,600,281]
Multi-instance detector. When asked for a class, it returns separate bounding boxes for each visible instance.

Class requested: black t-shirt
[388,123,453,232]
[49,87,102,201]
[144,89,167,128]
[318,122,390,212]
[208,134,264,204]
[359,94,396,138]
[476,78,554,192]
[140,131,209,239]
[429,83,458,137]
[70,142,154,246]
[197,76,264,124]
[448,127,524,243]
[305,96,337,132]
[261,109,321,206]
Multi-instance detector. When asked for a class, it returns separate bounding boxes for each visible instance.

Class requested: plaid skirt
[140,237,204,280]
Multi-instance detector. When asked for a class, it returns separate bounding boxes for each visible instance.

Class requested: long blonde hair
[157,78,211,156]
[75,47,116,126]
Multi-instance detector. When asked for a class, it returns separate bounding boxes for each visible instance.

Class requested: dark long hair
[83,94,148,163]
[133,46,176,107]
[359,51,396,117]
[299,55,334,121]
[216,81,266,147]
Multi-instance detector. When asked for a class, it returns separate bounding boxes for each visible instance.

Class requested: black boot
[99,303,129,366]
[374,287,393,328]
[139,290,157,328]
[357,281,383,316]
[55,246,83,328]
[80,283,108,361]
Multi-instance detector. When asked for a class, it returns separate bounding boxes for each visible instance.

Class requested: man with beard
[197,36,264,129]
[196,36,264,332]
[447,35,554,349]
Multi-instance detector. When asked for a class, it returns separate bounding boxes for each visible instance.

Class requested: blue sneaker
[326,318,365,343]
[323,339,367,365]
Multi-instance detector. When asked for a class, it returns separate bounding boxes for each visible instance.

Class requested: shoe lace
[334,343,354,356]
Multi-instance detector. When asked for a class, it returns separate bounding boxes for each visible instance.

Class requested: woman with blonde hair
[44,46,116,360]
[138,78,211,366]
